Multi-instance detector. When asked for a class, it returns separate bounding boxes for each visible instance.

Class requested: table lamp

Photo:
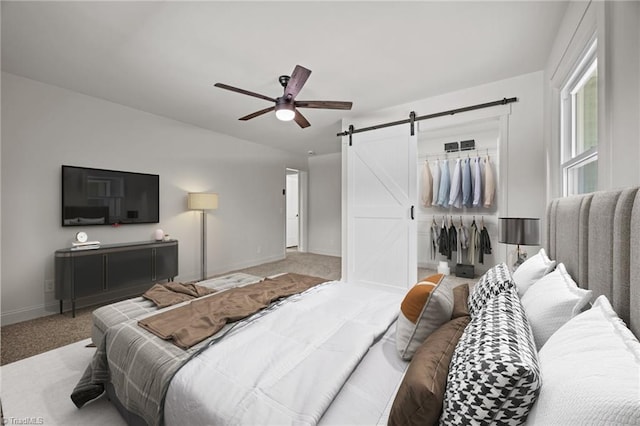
[498,217,540,270]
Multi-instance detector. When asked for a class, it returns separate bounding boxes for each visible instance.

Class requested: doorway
[286,169,300,250]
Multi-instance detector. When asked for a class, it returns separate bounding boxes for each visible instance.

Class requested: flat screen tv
[62,165,159,226]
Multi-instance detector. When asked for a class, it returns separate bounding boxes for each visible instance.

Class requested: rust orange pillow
[395,274,455,360]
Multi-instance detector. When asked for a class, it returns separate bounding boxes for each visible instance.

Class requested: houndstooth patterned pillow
[440,287,541,425]
[467,262,515,317]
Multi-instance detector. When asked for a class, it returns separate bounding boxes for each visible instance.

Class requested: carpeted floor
[0,250,341,365]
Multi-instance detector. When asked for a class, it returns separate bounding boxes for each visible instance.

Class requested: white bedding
[163,280,406,425]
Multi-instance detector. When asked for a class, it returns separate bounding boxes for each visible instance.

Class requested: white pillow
[512,248,556,297]
[527,295,640,425]
[520,263,592,350]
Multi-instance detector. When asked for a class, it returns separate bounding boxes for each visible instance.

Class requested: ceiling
[1,1,568,156]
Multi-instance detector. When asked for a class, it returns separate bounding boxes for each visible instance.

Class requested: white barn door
[346,125,417,288]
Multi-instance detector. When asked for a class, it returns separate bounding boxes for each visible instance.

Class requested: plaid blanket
[91,272,262,344]
[71,273,329,426]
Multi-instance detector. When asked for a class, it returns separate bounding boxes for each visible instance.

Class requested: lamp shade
[499,217,540,246]
[275,98,295,121]
[188,193,218,210]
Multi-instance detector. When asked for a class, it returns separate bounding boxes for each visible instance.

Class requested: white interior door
[346,125,417,288]
[286,172,299,248]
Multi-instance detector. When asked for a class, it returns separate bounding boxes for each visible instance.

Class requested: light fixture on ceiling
[275,98,295,121]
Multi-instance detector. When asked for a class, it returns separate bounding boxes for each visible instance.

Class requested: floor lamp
[188,192,218,281]
[498,217,540,270]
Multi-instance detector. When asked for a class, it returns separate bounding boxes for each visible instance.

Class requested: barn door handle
[410,205,415,220]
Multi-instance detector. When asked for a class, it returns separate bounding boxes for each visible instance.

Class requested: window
[561,39,598,196]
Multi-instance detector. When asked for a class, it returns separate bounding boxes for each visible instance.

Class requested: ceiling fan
[214,65,353,129]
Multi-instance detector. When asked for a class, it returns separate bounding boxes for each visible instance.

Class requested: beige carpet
[1,251,341,365]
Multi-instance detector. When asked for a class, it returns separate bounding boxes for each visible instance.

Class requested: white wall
[307,153,341,257]
[1,72,308,324]
[342,71,547,274]
[545,1,640,197]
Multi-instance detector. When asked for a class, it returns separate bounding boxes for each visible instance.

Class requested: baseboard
[1,302,61,326]
[307,247,341,257]
[1,282,156,326]
[206,253,286,278]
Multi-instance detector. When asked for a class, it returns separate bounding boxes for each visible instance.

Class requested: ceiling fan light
[275,102,295,121]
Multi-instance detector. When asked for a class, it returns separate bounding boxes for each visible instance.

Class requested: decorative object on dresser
[55,239,178,317]
[71,231,101,250]
[188,192,218,281]
[498,217,540,270]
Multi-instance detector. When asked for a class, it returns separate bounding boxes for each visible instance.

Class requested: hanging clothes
[472,157,483,207]
[430,219,440,260]
[449,158,462,209]
[447,219,457,261]
[479,224,492,264]
[421,161,433,207]
[483,156,495,207]
[461,158,472,207]
[431,160,440,206]
[468,219,479,265]
[438,219,449,258]
[437,159,451,207]
[456,221,469,264]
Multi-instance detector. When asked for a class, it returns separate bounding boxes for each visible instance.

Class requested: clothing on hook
[472,157,482,207]
[431,160,441,206]
[461,158,472,207]
[438,220,449,258]
[468,220,479,265]
[449,158,462,208]
[483,156,495,207]
[478,224,492,264]
[447,222,457,261]
[430,220,440,260]
[437,159,451,207]
[421,161,433,207]
[456,222,469,264]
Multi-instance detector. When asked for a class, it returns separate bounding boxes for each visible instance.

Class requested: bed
[72,187,640,425]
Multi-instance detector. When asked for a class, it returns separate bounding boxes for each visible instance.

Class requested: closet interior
[417,118,500,278]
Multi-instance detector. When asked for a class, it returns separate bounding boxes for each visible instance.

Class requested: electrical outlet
[45,280,54,293]
[257,246,262,254]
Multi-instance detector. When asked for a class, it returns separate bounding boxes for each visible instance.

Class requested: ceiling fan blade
[239,106,276,121]
[293,109,311,129]
[295,100,353,110]
[283,65,311,100]
[214,83,276,103]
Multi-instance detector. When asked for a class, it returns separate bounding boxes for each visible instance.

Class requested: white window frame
[560,38,598,197]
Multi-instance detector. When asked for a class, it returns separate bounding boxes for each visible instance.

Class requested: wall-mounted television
[62,165,159,226]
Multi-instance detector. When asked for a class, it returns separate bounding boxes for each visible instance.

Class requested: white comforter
[163,280,404,425]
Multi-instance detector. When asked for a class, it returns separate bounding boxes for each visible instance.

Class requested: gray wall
[1,72,309,324]
[308,153,341,257]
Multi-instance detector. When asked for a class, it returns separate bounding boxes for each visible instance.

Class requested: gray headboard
[545,187,640,337]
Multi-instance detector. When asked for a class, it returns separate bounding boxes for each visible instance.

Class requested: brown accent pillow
[451,283,470,319]
[389,315,470,426]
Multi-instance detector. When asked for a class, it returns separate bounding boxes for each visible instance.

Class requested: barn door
[346,125,417,288]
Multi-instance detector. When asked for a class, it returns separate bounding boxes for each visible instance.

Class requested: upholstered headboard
[545,187,640,337]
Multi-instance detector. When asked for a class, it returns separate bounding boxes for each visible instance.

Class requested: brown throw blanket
[138,273,327,349]
[142,282,217,308]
